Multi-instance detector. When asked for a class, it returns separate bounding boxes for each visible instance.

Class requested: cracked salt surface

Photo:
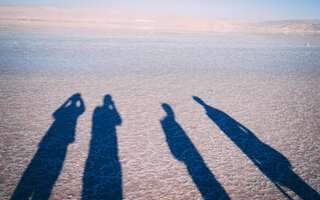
[1,69,319,199]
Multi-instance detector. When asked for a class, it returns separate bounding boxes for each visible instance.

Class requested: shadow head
[69,93,81,102]
[72,93,81,99]
[65,93,82,107]
[193,96,206,106]
[162,103,175,118]
[104,94,113,105]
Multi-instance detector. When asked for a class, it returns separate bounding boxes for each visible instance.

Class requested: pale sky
[1,0,320,20]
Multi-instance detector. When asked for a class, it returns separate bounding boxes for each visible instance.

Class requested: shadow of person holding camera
[11,93,85,200]
[82,94,122,200]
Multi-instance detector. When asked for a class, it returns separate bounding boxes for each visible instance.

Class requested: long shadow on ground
[11,93,85,200]
[82,94,122,200]
[160,103,230,200]
[193,96,320,200]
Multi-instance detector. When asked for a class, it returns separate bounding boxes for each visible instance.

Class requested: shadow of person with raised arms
[193,96,320,200]
[11,93,85,200]
[160,103,230,200]
[82,94,122,200]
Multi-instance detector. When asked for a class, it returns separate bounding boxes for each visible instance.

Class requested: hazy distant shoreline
[1,6,320,34]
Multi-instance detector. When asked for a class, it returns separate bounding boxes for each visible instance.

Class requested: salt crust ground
[1,68,319,199]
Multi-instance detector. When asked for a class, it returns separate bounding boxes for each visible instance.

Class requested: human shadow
[11,93,85,200]
[82,94,122,200]
[160,103,230,200]
[193,96,320,200]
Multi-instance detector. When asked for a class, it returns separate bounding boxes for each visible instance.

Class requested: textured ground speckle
[1,69,319,199]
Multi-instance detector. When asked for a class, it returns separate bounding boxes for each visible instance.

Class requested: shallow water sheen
[0,30,320,73]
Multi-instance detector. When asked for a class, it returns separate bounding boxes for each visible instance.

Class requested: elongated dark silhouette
[82,94,122,200]
[11,93,85,200]
[193,96,320,200]
[160,103,230,200]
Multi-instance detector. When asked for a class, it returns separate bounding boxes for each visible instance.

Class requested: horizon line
[1,5,320,22]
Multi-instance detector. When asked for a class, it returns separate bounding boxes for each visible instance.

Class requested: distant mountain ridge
[1,6,319,34]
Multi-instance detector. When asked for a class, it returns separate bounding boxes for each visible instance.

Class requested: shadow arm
[53,98,72,119]
[77,97,85,115]
[112,103,122,125]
